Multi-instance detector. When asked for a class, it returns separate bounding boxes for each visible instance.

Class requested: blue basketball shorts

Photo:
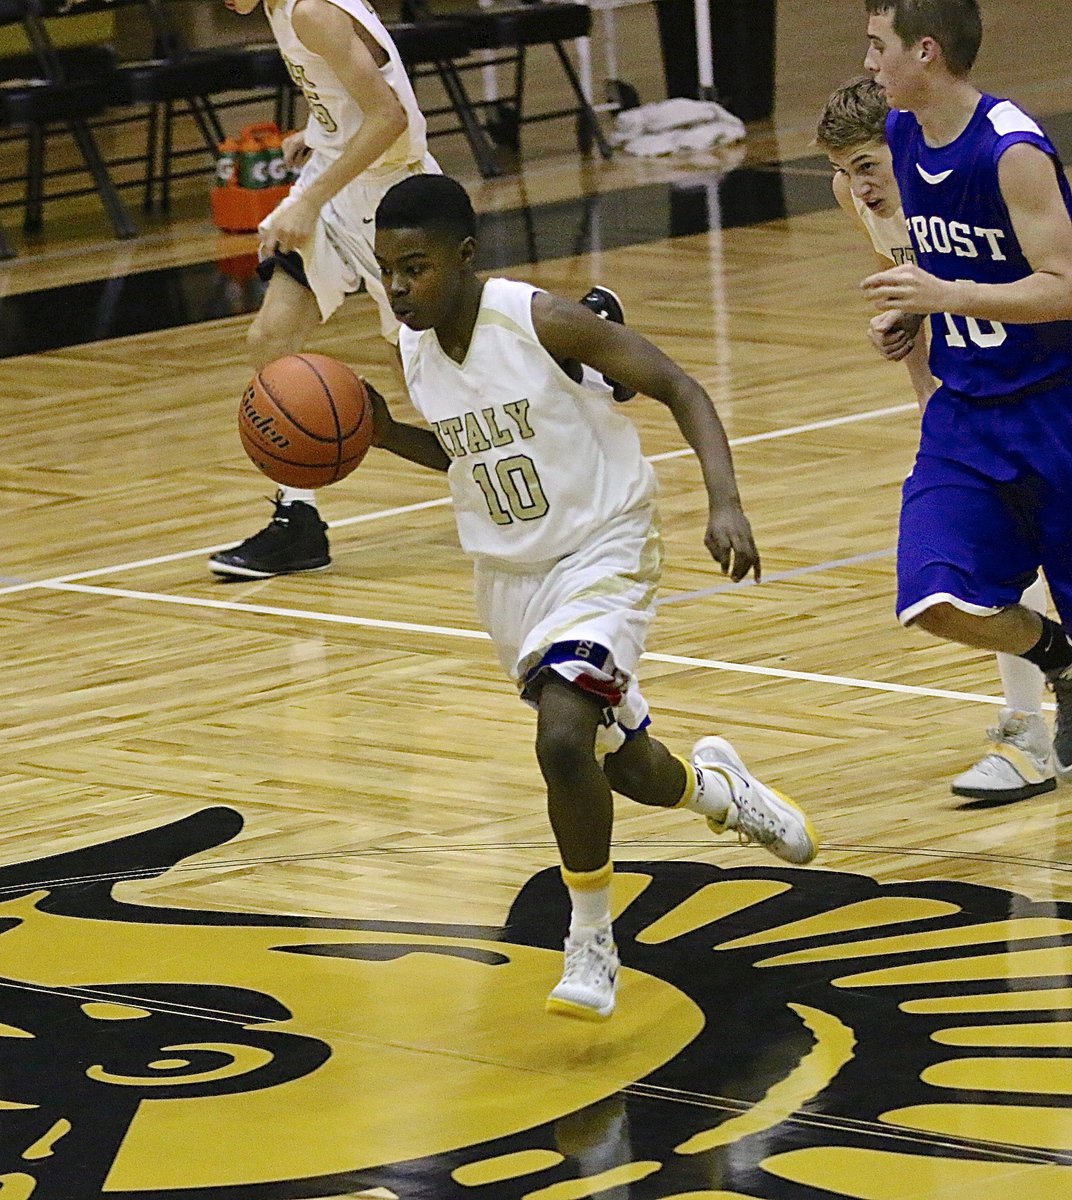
[896,380,1072,628]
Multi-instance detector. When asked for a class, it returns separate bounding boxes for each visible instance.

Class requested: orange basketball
[238,353,374,488]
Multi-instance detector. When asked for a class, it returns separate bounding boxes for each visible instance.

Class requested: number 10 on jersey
[473,455,550,524]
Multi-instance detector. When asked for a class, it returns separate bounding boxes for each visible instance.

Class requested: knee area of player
[534,717,603,784]
[246,315,294,365]
[911,601,1030,647]
[534,686,605,774]
[911,602,978,641]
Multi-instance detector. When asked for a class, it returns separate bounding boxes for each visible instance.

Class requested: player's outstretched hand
[861,262,949,314]
[706,502,760,582]
[361,379,394,447]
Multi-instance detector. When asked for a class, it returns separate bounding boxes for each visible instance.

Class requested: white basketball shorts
[473,505,663,755]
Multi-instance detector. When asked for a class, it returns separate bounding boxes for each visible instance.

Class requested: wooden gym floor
[2,4,1071,1197]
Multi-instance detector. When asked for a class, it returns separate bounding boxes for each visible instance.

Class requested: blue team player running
[860,0,1072,782]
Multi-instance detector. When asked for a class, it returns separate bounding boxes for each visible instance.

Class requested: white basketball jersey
[266,0,427,175]
[398,279,657,566]
[852,193,916,265]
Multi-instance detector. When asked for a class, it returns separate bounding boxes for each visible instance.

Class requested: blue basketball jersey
[886,95,1072,400]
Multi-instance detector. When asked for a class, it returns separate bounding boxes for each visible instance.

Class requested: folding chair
[405,0,611,161]
[387,18,503,178]
[0,0,133,247]
[39,0,250,212]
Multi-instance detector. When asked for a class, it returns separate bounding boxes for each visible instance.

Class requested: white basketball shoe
[951,708,1056,802]
[691,736,819,865]
[546,925,619,1021]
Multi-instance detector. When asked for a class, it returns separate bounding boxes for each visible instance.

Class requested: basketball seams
[296,354,343,440]
[239,352,373,488]
[349,385,373,443]
[296,354,372,483]
[239,427,365,488]
[255,369,338,444]
[295,354,345,480]
[295,354,368,440]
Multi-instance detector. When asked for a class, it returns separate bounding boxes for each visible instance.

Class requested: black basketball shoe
[209,494,330,579]
[1051,668,1072,782]
[560,285,636,403]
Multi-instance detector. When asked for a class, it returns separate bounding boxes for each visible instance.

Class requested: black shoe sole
[209,559,331,579]
[951,776,1057,804]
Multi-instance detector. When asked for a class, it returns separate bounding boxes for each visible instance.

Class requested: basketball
[238,353,374,489]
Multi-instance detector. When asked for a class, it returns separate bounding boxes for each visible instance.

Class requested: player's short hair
[816,76,890,152]
[864,0,982,75]
[375,174,477,242]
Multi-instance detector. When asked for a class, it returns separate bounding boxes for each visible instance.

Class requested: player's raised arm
[532,292,759,582]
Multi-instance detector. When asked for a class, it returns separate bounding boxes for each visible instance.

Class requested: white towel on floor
[611,98,746,156]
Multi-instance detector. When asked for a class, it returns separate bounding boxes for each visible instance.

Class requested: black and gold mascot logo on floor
[1,807,1068,1198]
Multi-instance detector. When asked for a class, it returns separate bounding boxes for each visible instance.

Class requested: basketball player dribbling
[816,75,1054,805]
[860,0,1072,785]
[365,173,819,1021]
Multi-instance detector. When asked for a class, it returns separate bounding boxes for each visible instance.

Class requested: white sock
[562,863,613,938]
[998,653,1046,715]
[280,487,317,508]
[1000,575,1050,713]
[674,757,732,824]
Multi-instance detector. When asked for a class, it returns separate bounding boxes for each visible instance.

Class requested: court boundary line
[37,579,1053,710]
[658,546,895,604]
[12,395,1034,711]
[0,401,915,596]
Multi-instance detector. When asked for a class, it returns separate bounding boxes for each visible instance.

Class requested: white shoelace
[732,797,783,847]
[968,754,1030,783]
[561,934,616,986]
[717,766,783,847]
[981,713,1048,767]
